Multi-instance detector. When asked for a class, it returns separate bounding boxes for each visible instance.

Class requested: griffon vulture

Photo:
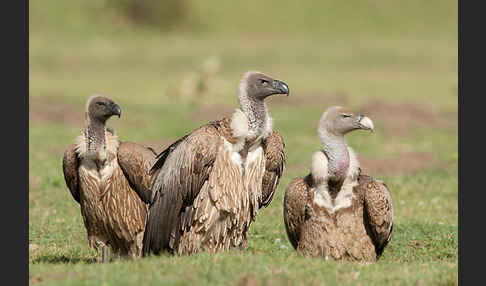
[143,71,288,255]
[62,95,156,262]
[283,106,393,262]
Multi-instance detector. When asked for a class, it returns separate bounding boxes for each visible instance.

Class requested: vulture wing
[283,175,311,250]
[143,123,220,255]
[117,141,158,204]
[360,175,394,258]
[260,131,286,208]
[62,144,81,204]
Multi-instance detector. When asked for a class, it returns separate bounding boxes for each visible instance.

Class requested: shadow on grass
[32,255,97,264]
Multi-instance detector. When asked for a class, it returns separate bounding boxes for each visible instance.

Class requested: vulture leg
[101,245,109,263]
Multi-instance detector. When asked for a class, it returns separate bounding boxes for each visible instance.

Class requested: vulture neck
[320,130,350,183]
[84,114,107,155]
[239,93,268,139]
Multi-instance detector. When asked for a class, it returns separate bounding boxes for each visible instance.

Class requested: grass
[29,0,457,285]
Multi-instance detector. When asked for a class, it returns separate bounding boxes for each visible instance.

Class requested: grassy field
[29,1,458,285]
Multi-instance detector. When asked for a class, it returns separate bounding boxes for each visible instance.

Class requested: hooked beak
[356,115,374,132]
[110,102,121,118]
[273,80,290,96]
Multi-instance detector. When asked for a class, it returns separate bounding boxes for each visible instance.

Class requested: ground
[29,0,457,285]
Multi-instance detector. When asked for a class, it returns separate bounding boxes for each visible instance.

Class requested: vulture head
[239,71,290,101]
[318,106,374,139]
[86,94,122,124]
[316,106,374,184]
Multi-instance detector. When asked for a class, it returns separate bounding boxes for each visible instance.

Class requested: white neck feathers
[311,146,360,213]
[230,108,273,153]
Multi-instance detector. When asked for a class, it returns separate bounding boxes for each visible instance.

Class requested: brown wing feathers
[117,141,157,204]
[261,131,286,208]
[360,175,394,257]
[283,175,311,250]
[62,144,81,204]
[143,124,220,255]
[150,135,189,176]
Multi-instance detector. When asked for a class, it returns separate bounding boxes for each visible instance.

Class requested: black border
[5,0,28,284]
[459,0,485,284]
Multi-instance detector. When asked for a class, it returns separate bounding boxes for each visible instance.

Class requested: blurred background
[29,0,458,283]
[29,0,458,183]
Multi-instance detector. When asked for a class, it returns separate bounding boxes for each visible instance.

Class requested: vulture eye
[259,79,269,86]
[96,102,106,106]
[342,113,352,118]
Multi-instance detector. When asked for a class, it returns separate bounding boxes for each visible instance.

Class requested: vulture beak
[110,102,122,118]
[273,80,290,96]
[356,115,374,132]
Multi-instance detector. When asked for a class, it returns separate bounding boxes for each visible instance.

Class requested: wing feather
[360,175,394,258]
[283,175,311,250]
[117,141,157,204]
[62,144,81,204]
[143,123,221,255]
[260,131,286,208]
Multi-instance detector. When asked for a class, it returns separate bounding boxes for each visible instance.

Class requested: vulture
[143,71,289,255]
[62,95,156,262]
[283,106,393,262]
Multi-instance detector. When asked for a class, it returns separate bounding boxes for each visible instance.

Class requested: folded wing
[117,141,157,204]
[260,131,286,208]
[62,144,80,204]
[142,124,221,255]
[283,176,311,250]
[361,175,394,258]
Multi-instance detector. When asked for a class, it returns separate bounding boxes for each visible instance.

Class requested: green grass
[29,0,457,285]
